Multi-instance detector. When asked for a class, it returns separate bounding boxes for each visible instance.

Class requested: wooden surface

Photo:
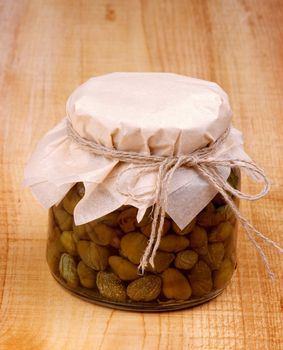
[0,1,282,349]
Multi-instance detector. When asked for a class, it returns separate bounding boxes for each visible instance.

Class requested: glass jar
[46,168,240,311]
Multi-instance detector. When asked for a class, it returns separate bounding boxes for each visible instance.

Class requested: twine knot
[66,119,283,279]
[182,155,199,167]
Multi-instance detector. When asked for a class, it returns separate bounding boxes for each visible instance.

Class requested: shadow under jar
[46,168,240,312]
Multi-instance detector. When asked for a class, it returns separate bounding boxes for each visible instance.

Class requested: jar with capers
[25,73,270,311]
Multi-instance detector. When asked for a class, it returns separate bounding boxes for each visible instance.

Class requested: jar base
[51,271,227,312]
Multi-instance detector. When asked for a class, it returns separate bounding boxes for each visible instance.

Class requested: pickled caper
[213,258,234,289]
[73,221,96,240]
[88,223,120,248]
[202,243,225,270]
[96,271,127,302]
[162,268,192,300]
[208,221,233,242]
[77,240,110,271]
[127,275,162,302]
[60,231,77,256]
[59,253,79,288]
[188,261,213,297]
[77,261,97,289]
[120,232,148,264]
[174,250,198,270]
[46,238,65,274]
[158,234,189,253]
[147,251,175,273]
[118,207,138,233]
[53,205,73,231]
[189,226,208,255]
[109,256,139,281]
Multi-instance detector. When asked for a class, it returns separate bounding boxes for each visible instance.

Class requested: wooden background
[0,0,282,349]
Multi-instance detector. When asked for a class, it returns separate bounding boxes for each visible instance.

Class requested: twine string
[66,119,282,278]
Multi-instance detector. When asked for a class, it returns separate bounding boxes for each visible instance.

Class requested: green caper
[88,223,120,248]
[117,207,138,233]
[202,243,225,270]
[208,221,233,242]
[162,268,192,300]
[53,205,73,231]
[174,250,198,270]
[120,232,148,264]
[158,234,190,253]
[109,256,139,281]
[96,271,127,302]
[77,240,110,271]
[127,275,162,301]
[213,258,234,289]
[188,261,213,297]
[59,253,79,288]
[189,226,208,255]
[60,231,77,255]
[77,261,97,289]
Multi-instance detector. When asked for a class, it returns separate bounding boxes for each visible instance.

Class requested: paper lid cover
[24,73,249,229]
[66,73,232,156]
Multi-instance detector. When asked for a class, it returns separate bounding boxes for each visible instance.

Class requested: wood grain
[0,0,282,349]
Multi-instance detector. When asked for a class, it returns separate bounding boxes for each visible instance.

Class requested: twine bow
[67,119,283,279]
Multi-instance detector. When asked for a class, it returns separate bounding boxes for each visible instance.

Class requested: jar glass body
[46,169,240,311]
